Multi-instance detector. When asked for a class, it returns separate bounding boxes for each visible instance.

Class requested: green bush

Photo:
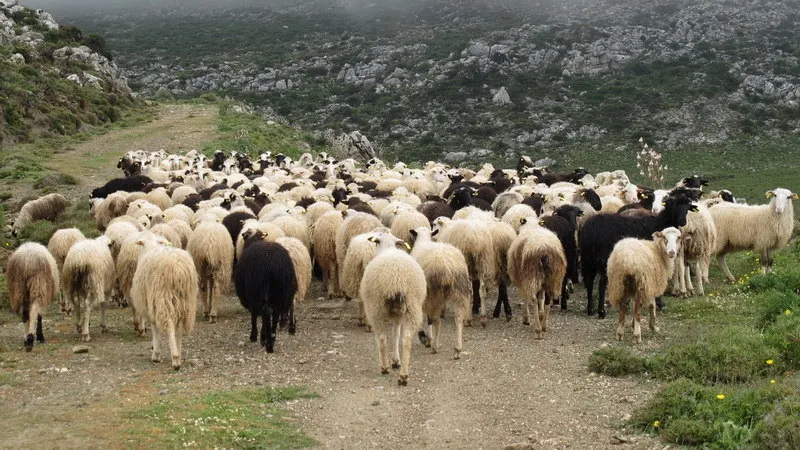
[632,378,791,448]
[763,312,800,370]
[748,268,800,295]
[588,347,650,377]
[651,326,777,384]
[751,392,800,450]
[753,289,800,328]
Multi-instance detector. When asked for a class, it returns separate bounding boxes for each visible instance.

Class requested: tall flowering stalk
[636,137,668,188]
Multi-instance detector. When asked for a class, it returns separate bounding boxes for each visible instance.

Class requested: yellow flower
[653,420,661,428]
[717,394,726,400]
[770,380,777,384]
[785,309,793,316]
[766,359,774,365]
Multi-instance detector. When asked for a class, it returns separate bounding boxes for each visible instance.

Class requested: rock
[6,53,24,65]
[330,130,376,161]
[275,79,287,90]
[534,157,557,167]
[466,42,490,57]
[72,345,90,354]
[66,74,82,85]
[492,87,512,105]
[0,0,20,8]
[371,400,380,406]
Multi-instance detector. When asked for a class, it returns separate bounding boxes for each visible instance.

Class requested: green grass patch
[632,377,798,448]
[201,102,325,159]
[125,386,318,449]
[588,347,651,377]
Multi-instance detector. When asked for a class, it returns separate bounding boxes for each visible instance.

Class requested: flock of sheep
[4,149,797,385]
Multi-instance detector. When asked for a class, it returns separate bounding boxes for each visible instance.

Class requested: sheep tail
[21,291,30,323]
[69,266,89,300]
[624,275,636,297]
[385,293,405,316]
[540,254,550,273]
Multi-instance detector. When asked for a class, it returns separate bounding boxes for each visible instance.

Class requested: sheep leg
[81,299,91,342]
[540,292,550,333]
[261,307,271,351]
[430,316,441,355]
[684,263,695,295]
[499,280,512,320]
[377,333,390,375]
[471,279,481,315]
[167,321,181,370]
[357,299,367,327]
[616,299,627,341]
[522,296,531,326]
[648,299,658,334]
[454,305,465,360]
[24,303,38,351]
[531,293,543,339]
[36,314,45,343]
[418,316,431,347]
[584,271,596,316]
[762,249,773,274]
[151,326,161,363]
[249,310,258,342]
[479,279,489,328]
[702,256,711,283]
[209,279,218,324]
[718,253,736,282]
[100,302,108,333]
[694,261,704,296]
[597,272,608,319]
[632,297,643,344]
[560,279,569,311]
[287,303,296,335]
[391,322,401,369]
[398,325,412,386]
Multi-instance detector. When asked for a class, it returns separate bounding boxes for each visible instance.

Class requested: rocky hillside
[0,0,136,145]
[32,0,800,163]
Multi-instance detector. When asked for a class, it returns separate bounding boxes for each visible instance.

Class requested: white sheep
[62,236,116,341]
[607,227,682,343]
[130,241,199,370]
[47,228,85,315]
[709,188,797,281]
[340,229,393,327]
[507,220,567,339]
[672,203,717,297]
[360,235,426,386]
[94,192,128,230]
[9,193,68,237]
[311,210,344,299]
[335,210,383,282]
[409,227,471,358]
[5,243,60,351]
[186,222,234,323]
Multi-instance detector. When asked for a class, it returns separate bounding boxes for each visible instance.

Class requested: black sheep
[449,187,492,211]
[90,175,153,199]
[294,197,316,210]
[521,193,545,216]
[680,175,709,189]
[718,189,735,203]
[473,186,498,204]
[442,181,481,200]
[418,200,455,225]
[210,151,226,171]
[579,195,697,318]
[182,193,203,212]
[618,188,655,214]
[199,182,228,200]
[221,211,256,245]
[540,205,582,310]
[277,182,298,192]
[516,155,535,177]
[536,167,589,186]
[234,232,298,353]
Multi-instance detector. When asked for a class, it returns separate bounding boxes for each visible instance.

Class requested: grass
[125,386,318,449]
[200,102,326,159]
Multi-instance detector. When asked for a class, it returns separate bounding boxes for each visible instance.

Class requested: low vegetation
[590,242,800,448]
[125,386,318,449]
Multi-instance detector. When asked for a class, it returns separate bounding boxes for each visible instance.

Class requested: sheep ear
[431,229,439,237]
[793,193,799,200]
[135,239,145,246]
[519,217,527,225]
[766,190,775,198]
[689,205,699,212]
[367,236,379,244]
[652,231,663,239]
[409,229,418,237]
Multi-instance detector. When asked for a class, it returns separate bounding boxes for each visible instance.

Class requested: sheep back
[6,243,59,316]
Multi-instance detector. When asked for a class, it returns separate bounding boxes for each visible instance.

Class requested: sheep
[5,243,60,351]
[9,193,68,237]
[390,210,430,244]
[62,236,116,342]
[104,220,141,261]
[130,241,198,369]
[359,234,426,385]
[492,191,524,218]
[116,231,168,335]
[167,219,193,248]
[709,188,797,281]
[234,232,298,353]
[408,227,470,358]
[580,194,696,318]
[335,211,383,282]
[607,227,682,343]
[311,210,344,299]
[275,237,312,306]
[235,220,286,260]
[340,229,393,327]
[270,215,311,250]
[418,200,454,225]
[47,228,85,315]
[502,204,537,233]
[433,217,496,327]
[186,222,234,323]
[90,175,152,198]
[93,192,128,230]
[170,185,198,205]
[150,223,183,248]
[538,204,583,309]
[671,203,717,297]
[507,221,567,339]
[145,188,173,211]
[222,211,257,246]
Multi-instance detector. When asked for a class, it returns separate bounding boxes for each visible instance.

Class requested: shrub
[588,347,650,376]
[763,312,800,371]
[651,326,777,384]
[753,289,800,328]
[748,268,800,295]
[751,391,800,450]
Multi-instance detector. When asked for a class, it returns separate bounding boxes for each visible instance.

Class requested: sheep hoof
[265,346,274,354]
[397,376,408,386]
[36,333,45,343]
[453,349,461,360]
[209,316,217,324]
[391,361,400,370]
[172,359,181,370]
[418,331,430,347]
[381,368,390,375]
[652,326,660,333]
[598,311,607,319]
[430,347,438,354]
[634,335,642,344]
[534,332,543,340]
[505,312,513,322]
[24,334,34,352]
[522,320,530,326]
[82,335,91,342]
[288,324,296,335]
[151,355,161,363]
[101,325,109,333]
[480,315,488,328]
[365,325,372,333]
[616,333,623,341]
[464,320,473,327]
[492,310,501,319]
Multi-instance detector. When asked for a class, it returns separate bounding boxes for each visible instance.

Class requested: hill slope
[46,0,800,163]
